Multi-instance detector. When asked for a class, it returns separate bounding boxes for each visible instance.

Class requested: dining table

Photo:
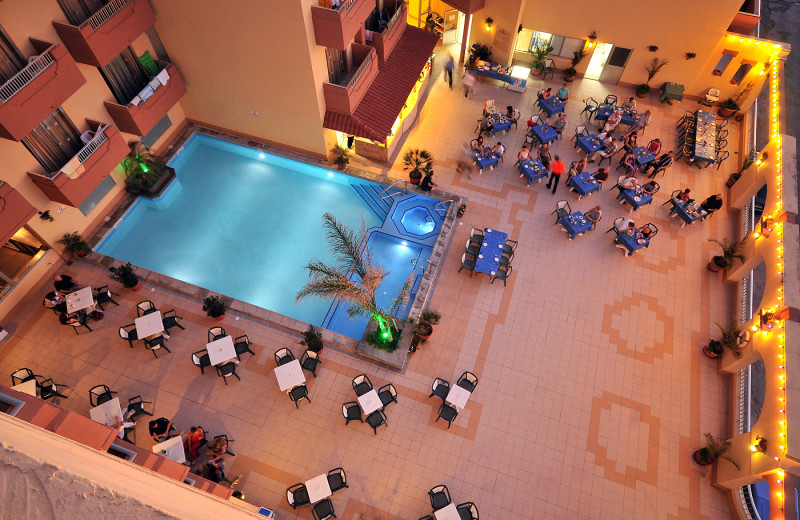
[445,385,471,410]
[617,228,650,256]
[135,311,164,339]
[152,435,187,464]
[206,335,236,366]
[595,104,639,127]
[89,396,124,427]
[692,110,717,164]
[660,82,685,104]
[518,158,547,185]
[471,148,499,173]
[530,123,558,145]
[274,359,306,391]
[357,389,382,415]
[569,171,601,199]
[65,287,95,314]
[671,200,709,227]
[486,113,511,134]
[632,146,656,166]
[619,188,653,211]
[305,473,333,504]
[559,211,593,240]
[434,503,460,520]
[576,134,604,154]
[473,228,508,276]
[538,96,565,118]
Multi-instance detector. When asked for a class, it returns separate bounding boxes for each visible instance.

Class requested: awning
[323,26,439,143]
[0,182,37,245]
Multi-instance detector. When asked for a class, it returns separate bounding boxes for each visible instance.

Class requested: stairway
[352,183,404,221]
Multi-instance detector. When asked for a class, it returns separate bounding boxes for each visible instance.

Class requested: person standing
[462,71,475,99]
[444,54,455,88]
[546,155,565,194]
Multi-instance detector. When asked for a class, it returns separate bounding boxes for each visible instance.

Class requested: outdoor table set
[518,158,547,185]
[559,211,593,240]
[274,359,306,391]
[471,148,499,174]
[207,335,237,366]
[576,134,603,154]
[619,187,654,211]
[529,123,558,145]
[65,287,95,314]
[669,199,709,227]
[538,96,565,118]
[474,228,508,277]
[692,110,717,165]
[632,146,656,167]
[486,113,511,134]
[616,228,650,256]
[595,103,639,127]
[569,171,601,199]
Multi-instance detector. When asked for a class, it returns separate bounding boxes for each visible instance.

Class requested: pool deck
[0,62,736,517]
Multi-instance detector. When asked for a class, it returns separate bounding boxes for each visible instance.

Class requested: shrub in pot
[330,144,350,170]
[707,237,746,272]
[530,43,553,76]
[299,324,324,352]
[408,310,441,352]
[57,231,91,257]
[402,149,433,185]
[693,433,739,469]
[564,48,586,82]
[637,57,668,98]
[703,340,724,358]
[203,294,226,319]
[123,140,168,193]
[109,262,141,291]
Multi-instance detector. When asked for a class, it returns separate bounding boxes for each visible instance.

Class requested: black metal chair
[274,347,295,366]
[289,384,311,408]
[35,376,67,400]
[126,395,153,420]
[551,200,571,224]
[465,237,480,257]
[491,265,512,287]
[606,216,626,234]
[604,94,618,105]
[192,349,211,374]
[429,377,450,402]
[216,362,240,385]
[208,326,226,342]
[456,502,479,520]
[145,336,171,358]
[580,97,599,120]
[352,374,373,396]
[366,410,388,435]
[458,253,476,277]
[429,484,452,510]
[378,383,398,408]
[234,334,255,360]
[89,384,116,406]
[342,401,363,425]
[119,324,139,348]
[457,371,479,392]
[93,285,119,311]
[162,309,185,334]
[69,312,93,334]
[436,403,459,429]
[136,300,156,316]
[311,498,335,520]
[11,367,35,386]
[286,483,310,509]
[300,349,321,377]
[502,239,517,256]
[327,467,348,492]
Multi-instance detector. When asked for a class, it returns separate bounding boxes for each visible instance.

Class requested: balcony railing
[0,50,55,102]
[311,0,374,50]
[86,0,130,29]
[384,2,404,32]
[346,52,372,89]
[77,125,108,164]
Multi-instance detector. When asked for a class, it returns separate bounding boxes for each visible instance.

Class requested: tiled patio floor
[1,53,739,518]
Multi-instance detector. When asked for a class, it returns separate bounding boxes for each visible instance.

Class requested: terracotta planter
[409,175,422,185]
[416,323,434,341]
[636,90,648,99]
[213,313,225,321]
[75,250,89,258]
[718,107,737,118]
[707,256,726,272]
[726,174,740,188]
[531,68,543,77]
[128,281,143,292]
[703,341,723,358]
[564,75,575,83]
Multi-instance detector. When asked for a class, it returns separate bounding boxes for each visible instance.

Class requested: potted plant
[717,318,747,357]
[109,262,141,291]
[330,144,350,170]
[707,237,746,272]
[637,57,668,98]
[564,48,586,82]
[703,339,724,358]
[402,149,434,185]
[693,433,739,469]
[299,324,324,352]
[530,43,553,76]
[123,140,173,197]
[726,150,757,187]
[457,203,467,218]
[719,81,754,118]
[203,294,226,320]
[407,309,441,353]
[38,210,54,222]
[57,231,91,257]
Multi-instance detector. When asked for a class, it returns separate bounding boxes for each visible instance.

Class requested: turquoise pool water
[96,134,445,339]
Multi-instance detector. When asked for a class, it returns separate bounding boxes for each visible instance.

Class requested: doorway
[584,42,613,80]
[442,9,464,46]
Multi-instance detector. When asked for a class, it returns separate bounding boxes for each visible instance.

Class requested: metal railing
[433,200,453,215]
[77,125,108,163]
[384,1,406,32]
[410,258,434,270]
[0,50,55,102]
[379,180,407,200]
[346,53,373,90]
[86,0,130,29]
[341,0,357,11]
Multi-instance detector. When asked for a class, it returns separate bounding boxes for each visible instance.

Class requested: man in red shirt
[546,155,566,194]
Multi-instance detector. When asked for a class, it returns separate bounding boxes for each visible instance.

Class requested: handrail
[341,0,357,11]
[346,52,373,90]
[410,258,434,270]
[379,180,407,200]
[384,1,405,32]
[433,199,453,210]
[85,0,130,30]
[0,48,55,102]
[77,125,108,163]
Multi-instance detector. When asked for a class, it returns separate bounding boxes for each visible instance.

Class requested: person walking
[444,54,455,88]
[462,71,475,99]
[546,155,565,194]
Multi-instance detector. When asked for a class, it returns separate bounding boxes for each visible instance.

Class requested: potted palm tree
[296,213,413,352]
[109,262,141,291]
[402,149,434,185]
[703,319,747,358]
[57,231,91,257]
[203,294,226,320]
[564,48,586,82]
[407,310,441,353]
[637,57,668,98]
[123,140,173,197]
[707,237,746,272]
[299,324,324,352]
[330,144,350,170]
[693,433,739,469]
[530,43,553,76]
[726,151,757,187]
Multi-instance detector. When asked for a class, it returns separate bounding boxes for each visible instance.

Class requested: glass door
[584,42,613,80]
[442,9,459,45]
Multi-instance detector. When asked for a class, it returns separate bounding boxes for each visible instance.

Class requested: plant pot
[707,256,727,272]
[726,174,740,188]
[213,313,225,321]
[636,90,648,98]
[693,449,714,466]
[336,163,347,171]
[564,75,575,83]
[75,250,89,258]
[457,210,466,218]
[703,341,723,358]
[718,107,737,118]
[409,174,422,185]
[531,68,543,77]
[127,281,142,292]
[416,323,434,340]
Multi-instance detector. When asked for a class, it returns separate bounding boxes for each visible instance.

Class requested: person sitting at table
[585,205,602,226]
[556,83,569,102]
[539,88,552,101]
[644,150,674,178]
[621,151,638,175]
[566,157,587,185]
[589,137,618,164]
[625,109,652,138]
[183,426,207,462]
[44,291,67,314]
[54,274,79,294]
[114,416,137,441]
[552,113,568,139]
[58,310,85,326]
[640,223,655,239]
[677,188,693,203]
[538,142,552,170]
[421,171,437,192]
[505,105,517,121]
[701,194,724,215]
[517,147,530,171]
[149,417,179,443]
[620,176,639,191]
[647,138,662,156]
[203,456,240,488]
[206,436,229,458]
[471,136,484,151]
[622,96,637,111]
[642,181,658,195]
[593,168,609,184]
[603,109,623,134]
[615,218,635,235]
[623,131,638,153]
[492,142,505,158]
[480,114,494,136]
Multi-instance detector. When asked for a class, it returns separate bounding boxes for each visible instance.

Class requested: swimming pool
[96,134,447,339]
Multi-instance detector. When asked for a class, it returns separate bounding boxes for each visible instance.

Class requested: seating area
[458,227,515,286]
[286,467,348,518]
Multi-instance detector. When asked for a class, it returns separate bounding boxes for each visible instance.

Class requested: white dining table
[152,435,186,464]
[206,335,236,366]
[135,311,164,338]
[273,359,305,391]
[305,473,332,503]
[446,385,471,410]
[89,397,123,427]
[65,287,95,314]
[11,379,38,397]
[434,503,459,520]
[357,389,382,415]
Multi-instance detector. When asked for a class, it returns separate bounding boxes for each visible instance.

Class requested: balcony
[436,0,484,14]
[728,0,760,35]
[365,0,407,62]
[103,62,186,136]
[0,182,37,245]
[26,120,128,207]
[53,0,156,68]
[0,40,86,141]
[323,44,378,115]
[312,0,375,50]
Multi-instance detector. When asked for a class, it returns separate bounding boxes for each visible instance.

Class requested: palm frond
[388,272,415,316]
[322,213,368,277]
[296,278,365,303]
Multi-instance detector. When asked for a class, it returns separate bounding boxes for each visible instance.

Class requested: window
[99,47,148,104]
[515,29,585,59]
[0,24,25,83]
[730,62,754,85]
[56,0,108,26]
[0,227,47,301]
[21,108,82,173]
[712,51,737,76]
[0,393,25,416]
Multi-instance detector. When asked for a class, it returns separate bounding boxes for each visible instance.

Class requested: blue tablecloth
[620,188,653,210]
[617,228,650,256]
[519,159,547,185]
[576,134,603,154]
[672,200,709,225]
[472,149,499,172]
[569,172,601,198]
[473,62,514,84]
[531,123,558,145]
[693,110,717,163]
[487,114,511,134]
[632,146,655,166]
[474,228,508,275]
[560,211,592,240]
[538,97,565,118]
[596,104,639,127]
